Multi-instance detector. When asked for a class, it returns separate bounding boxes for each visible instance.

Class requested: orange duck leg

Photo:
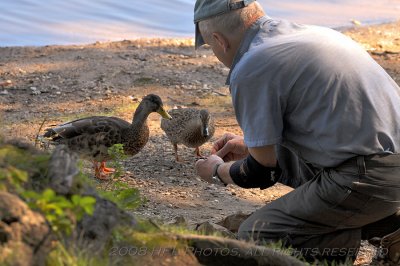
[93,161,115,180]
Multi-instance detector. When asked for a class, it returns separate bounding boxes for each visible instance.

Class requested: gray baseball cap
[194,0,256,49]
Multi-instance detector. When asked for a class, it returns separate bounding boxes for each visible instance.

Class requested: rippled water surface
[1,0,399,46]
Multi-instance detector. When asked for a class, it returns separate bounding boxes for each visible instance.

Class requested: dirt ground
[1,21,399,265]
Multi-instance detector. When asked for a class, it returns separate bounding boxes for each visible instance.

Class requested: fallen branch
[177,234,304,266]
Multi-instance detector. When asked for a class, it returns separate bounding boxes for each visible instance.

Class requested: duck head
[141,94,172,119]
[200,109,211,137]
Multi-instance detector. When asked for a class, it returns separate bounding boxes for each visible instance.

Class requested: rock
[350,19,362,26]
[216,212,252,233]
[50,85,60,90]
[0,192,51,266]
[196,221,236,239]
[171,215,189,227]
[30,87,41,95]
[76,194,137,251]
[0,80,12,87]
[47,145,79,195]
[44,145,137,252]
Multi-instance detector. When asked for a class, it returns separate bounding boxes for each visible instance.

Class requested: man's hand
[211,133,248,162]
[195,155,224,184]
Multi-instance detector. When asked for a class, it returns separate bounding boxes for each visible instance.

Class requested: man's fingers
[215,141,233,159]
[211,135,228,154]
[211,143,220,154]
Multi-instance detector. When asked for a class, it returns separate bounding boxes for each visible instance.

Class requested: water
[0,0,399,47]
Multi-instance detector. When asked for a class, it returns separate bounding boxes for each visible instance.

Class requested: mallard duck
[161,108,215,161]
[43,94,171,179]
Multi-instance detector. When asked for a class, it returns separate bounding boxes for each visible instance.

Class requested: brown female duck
[161,108,215,161]
[43,94,171,179]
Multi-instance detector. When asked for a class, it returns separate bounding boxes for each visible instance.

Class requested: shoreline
[1,19,399,49]
[334,18,399,32]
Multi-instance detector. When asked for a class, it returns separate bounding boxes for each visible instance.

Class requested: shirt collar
[226,15,272,85]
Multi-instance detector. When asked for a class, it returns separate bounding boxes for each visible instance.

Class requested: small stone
[0,80,12,86]
[216,212,252,233]
[196,221,236,238]
[18,68,26,74]
[172,215,188,227]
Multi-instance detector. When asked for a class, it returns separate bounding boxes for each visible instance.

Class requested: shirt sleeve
[229,48,287,148]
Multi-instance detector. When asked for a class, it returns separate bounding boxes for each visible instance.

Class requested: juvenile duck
[43,94,171,179]
[161,108,215,161]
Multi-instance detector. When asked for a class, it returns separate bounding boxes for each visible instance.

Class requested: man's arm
[217,145,277,185]
[195,145,278,189]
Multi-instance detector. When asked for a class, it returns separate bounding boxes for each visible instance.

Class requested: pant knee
[237,223,252,241]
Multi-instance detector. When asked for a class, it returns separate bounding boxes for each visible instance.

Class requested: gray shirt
[229,16,400,167]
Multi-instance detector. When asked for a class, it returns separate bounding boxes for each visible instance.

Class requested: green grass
[46,241,109,266]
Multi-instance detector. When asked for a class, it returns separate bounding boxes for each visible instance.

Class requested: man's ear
[212,32,230,53]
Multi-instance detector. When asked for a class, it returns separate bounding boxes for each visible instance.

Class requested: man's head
[194,0,265,67]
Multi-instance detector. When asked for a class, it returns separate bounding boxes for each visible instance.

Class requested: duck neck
[131,105,150,128]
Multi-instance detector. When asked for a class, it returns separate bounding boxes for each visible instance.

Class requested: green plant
[22,188,96,235]
[0,143,50,189]
[134,77,154,85]
[99,181,144,210]
[0,166,28,192]
[107,143,128,178]
[46,241,108,266]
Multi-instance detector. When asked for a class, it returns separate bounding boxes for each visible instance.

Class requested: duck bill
[157,107,172,120]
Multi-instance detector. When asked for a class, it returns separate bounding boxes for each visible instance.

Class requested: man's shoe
[376,228,400,265]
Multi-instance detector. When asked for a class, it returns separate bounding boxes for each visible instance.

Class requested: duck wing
[44,116,130,141]
[161,108,199,142]
[43,116,131,161]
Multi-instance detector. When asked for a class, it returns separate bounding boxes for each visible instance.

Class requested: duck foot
[93,161,115,180]
[195,147,203,158]
[100,162,115,173]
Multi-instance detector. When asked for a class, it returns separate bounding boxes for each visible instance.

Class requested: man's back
[230,18,400,167]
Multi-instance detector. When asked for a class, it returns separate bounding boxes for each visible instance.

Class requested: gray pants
[238,150,400,263]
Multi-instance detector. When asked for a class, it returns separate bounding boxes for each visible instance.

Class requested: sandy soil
[1,21,399,265]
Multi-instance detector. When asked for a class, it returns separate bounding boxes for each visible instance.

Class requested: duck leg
[174,143,182,162]
[92,161,115,180]
[195,147,202,157]
[100,162,115,173]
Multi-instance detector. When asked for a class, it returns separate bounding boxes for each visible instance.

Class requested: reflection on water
[0,0,399,46]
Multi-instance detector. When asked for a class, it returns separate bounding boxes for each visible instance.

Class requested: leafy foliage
[47,241,108,266]
[0,166,28,192]
[0,143,50,191]
[107,143,128,178]
[99,181,144,210]
[22,188,96,235]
